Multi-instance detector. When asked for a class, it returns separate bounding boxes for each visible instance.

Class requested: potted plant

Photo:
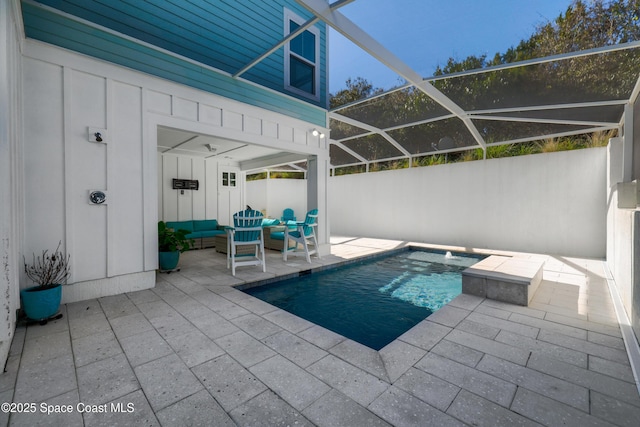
[158,221,194,271]
[22,242,70,322]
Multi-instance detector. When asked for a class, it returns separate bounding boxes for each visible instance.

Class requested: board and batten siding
[22,37,329,304]
[0,0,24,367]
[21,0,328,113]
[158,154,231,223]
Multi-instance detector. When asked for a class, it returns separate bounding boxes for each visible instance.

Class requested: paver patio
[1,237,639,426]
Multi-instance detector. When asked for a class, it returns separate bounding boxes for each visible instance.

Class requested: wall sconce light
[88,127,107,143]
[312,129,325,138]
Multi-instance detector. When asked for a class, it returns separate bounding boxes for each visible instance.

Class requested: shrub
[24,242,71,288]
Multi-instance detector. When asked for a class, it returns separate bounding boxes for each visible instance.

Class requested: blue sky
[328,0,575,93]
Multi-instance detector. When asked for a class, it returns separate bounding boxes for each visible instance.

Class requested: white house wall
[0,0,24,365]
[159,154,242,223]
[330,147,607,258]
[606,138,640,343]
[22,39,329,303]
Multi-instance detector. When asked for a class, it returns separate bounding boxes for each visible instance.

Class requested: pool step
[461,255,545,306]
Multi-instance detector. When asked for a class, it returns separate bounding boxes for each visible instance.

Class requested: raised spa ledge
[462,255,545,306]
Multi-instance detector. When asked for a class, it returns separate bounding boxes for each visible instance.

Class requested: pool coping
[233,245,491,359]
[462,255,545,306]
[235,245,486,290]
[233,246,410,291]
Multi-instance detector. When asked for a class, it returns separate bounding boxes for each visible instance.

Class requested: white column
[307,154,330,255]
[624,103,634,182]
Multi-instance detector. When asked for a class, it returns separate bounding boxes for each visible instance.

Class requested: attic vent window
[284,9,320,101]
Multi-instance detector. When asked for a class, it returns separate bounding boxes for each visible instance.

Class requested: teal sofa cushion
[164,220,222,247]
[262,218,280,227]
[166,221,193,232]
[197,230,225,238]
[285,220,298,229]
[270,231,285,241]
[193,219,218,231]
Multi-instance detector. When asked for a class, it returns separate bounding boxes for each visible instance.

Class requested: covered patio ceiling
[157,127,309,174]
[228,0,640,172]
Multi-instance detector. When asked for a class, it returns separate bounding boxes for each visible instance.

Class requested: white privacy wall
[330,147,607,258]
[247,179,307,219]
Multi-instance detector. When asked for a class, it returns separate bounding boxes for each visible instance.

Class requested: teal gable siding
[21,0,327,124]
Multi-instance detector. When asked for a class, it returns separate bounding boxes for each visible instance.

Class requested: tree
[430,0,639,146]
[329,0,638,170]
[330,78,385,165]
[330,77,383,109]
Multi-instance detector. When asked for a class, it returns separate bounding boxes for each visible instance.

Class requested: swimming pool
[243,248,485,350]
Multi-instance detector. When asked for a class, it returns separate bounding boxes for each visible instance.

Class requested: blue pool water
[243,249,484,350]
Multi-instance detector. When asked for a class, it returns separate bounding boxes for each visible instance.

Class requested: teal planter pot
[159,251,180,271]
[20,284,62,321]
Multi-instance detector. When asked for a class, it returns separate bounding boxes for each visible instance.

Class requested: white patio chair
[283,209,320,263]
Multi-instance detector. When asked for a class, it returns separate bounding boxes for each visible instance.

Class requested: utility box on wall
[172,179,199,190]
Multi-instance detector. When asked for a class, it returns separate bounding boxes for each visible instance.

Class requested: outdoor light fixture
[88,190,107,205]
[88,127,107,143]
[312,129,325,138]
[204,143,217,153]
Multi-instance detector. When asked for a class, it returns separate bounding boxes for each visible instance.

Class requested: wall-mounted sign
[172,179,199,190]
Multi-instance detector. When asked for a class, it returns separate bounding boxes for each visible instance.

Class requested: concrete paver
[2,237,639,426]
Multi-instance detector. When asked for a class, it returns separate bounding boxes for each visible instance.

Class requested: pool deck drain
[462,255,545,306]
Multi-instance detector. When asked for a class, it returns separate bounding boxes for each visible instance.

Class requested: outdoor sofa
[165,219,226,249]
